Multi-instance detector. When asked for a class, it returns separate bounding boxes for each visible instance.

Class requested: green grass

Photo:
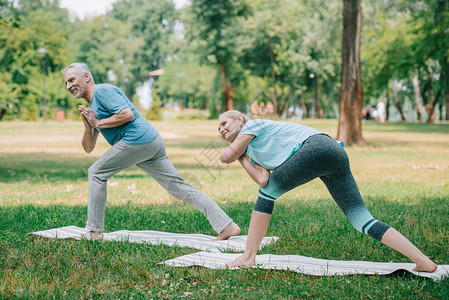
[1,119,448,299]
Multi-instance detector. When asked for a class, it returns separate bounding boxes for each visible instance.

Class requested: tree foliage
[109,0,178,98]
[362,0,449,123]
[0,0,71,120]
[187,0,251,110]
[0,0,446,124]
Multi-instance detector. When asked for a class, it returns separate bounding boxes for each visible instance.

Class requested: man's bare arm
[81,115,99,153]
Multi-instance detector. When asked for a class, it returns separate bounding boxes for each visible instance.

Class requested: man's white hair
[61,62,95,83]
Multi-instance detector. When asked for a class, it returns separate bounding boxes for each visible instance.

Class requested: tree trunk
[280,86,293,116]
[392,78,406,121]
[301,99,308,119]
[337,0,366,146]
[445,90,449,121]
[227,84,235,111]
[425,103,435,123]
[385,84,391,122]
[443,55,449,121]
[421,71,441,124]
[395,102,406,121]
[314,74,322,118]
[220,61,234,111]
[425,90,441,124]
[0,108,5,121]
[412,72,423,122]
[269,47,279,115]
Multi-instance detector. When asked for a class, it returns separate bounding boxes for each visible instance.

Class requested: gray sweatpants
[86,133,233,233]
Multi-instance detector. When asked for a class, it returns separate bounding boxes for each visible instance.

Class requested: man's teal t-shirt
[239,119,329,170]
[89,84,158,145]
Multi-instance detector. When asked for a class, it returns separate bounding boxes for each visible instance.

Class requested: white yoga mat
[161,251,449,281]
[29,226,279,252]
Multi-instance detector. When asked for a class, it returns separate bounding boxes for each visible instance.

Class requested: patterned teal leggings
[255,134,390,241]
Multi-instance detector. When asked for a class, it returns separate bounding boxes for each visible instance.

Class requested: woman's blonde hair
[218,110,249,123]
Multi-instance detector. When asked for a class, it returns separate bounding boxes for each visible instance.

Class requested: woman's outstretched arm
[238,155,270,187]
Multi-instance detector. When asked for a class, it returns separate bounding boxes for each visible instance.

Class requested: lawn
[0,119,448,298]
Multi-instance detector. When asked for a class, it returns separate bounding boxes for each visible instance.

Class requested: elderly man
[62,62,240,240]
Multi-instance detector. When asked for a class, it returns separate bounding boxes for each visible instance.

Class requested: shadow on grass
[0,153,95,183]
[0,202,254,239]
[0,153,217,183]
[363,122,449,134]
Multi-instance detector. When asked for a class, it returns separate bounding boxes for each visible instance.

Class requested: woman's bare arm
[238,155,270,187]
[220,134,254,164]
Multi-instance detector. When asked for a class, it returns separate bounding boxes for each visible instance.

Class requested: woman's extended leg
[322,173,437,272]
[319,137,436,272]
[381,228,437,272]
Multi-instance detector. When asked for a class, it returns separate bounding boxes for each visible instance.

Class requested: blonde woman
[218,110,436,272]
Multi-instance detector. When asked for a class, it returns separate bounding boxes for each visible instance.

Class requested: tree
[238,0,291,114]
[296,0,342,119]
[0,0,72,120]
[109,0,178,100]
[0,0,19,120]
[238,0,303,115]
[188,0,250,111]
[362,0,448,123]
[157,53,216,110]
[337,0,365,145]
[0,72,19,120]
[411,0,449,122]
[68,15,143,99]
[222,0,342,117]
[361,5,413,122]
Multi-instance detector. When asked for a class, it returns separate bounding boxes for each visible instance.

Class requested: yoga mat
[29,226,278,252]
[160,251,449,281]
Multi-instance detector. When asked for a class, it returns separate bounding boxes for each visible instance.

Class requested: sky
[59,0,189,20]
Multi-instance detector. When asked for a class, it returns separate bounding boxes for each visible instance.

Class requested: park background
[1,0,448,126]
[1,0,449,298]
